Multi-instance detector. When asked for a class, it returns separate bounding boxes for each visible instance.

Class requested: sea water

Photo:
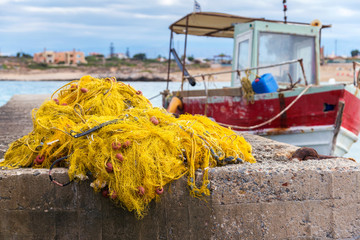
[0,80,358,160]
[0,80,229,108]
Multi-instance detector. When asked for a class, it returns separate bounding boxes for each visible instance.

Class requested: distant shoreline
[0,72,170,82]
[0,78,169,82]
[0,63,355,83]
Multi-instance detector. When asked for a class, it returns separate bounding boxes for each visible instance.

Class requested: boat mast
[283,0,287,23]
[181,16,189,91]
[166,29,174,90]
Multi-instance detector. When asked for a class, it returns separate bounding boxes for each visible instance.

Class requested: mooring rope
[218,84,313,130]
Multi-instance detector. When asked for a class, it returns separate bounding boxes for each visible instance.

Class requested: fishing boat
[162,12,360,156]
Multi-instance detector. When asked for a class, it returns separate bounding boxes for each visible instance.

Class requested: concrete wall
[1,95,360,239]
[1,136,360,239]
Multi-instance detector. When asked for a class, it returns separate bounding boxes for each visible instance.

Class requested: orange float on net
[115,153,124,162]
[81,88,88,93]
[110,191,117,200]
[106,162,113,173]
[34,155,45,165]
[102,189,109,198]
[123,140,131,148]
[137,186,145,196]
[150,116,159,125]
[111,142,121,150]
[53,99,59,105]
[155,187,164,195]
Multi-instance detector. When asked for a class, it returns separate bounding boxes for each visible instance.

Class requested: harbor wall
[1,153,360,239]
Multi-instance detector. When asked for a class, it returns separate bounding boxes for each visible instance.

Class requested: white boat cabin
[232,20,322,87]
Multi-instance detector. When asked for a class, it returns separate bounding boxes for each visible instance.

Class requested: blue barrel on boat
[251,73,278,94]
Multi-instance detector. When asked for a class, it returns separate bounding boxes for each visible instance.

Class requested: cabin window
[237,40,249,70]
[258,32,316,85]
[234,31,252,86]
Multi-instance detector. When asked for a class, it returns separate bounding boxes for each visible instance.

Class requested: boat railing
[183,58,308,86]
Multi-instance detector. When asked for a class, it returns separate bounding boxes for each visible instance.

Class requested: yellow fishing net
[1,75,256,218]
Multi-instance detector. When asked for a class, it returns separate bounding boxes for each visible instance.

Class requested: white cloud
[133,13,177,20]
[1,0,360,57]
[157,0,180,6]
[0,0,28,4]
[337,7,358,18]
[23,6,111,14]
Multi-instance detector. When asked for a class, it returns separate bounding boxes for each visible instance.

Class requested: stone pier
[1,95,360,239]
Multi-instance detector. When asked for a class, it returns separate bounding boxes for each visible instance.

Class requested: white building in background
[112,53,128,59]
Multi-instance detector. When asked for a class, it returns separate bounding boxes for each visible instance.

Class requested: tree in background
[133,53,146,61]
[351,49,359,57]
[16,52,32,58]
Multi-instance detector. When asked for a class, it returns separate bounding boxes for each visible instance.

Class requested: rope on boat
[239,70,256,104]
[149,93,162,100]
[201,75,209,116]
[184,59,303,80]
[218,84,313,130]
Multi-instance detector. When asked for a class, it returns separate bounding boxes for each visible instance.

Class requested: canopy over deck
[169,12,331,38]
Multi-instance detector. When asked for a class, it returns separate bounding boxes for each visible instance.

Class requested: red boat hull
[177,84,360,155]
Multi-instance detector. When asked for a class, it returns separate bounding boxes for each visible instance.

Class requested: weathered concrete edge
[1,155,360,239]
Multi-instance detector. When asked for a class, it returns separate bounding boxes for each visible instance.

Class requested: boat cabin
[232,20,320,86]
[167,12,330,88]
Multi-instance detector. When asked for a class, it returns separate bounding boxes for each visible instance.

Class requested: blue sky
[0,0,359,58]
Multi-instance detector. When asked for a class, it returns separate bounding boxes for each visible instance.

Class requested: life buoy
[167,96,183,113]
[310,19,322,28]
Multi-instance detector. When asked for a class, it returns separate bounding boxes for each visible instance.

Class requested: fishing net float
[1,75,256,219]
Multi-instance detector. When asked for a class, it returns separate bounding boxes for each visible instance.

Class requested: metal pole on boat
[353,61,357,86]
[184,59,303,79]
[298,59,308,85]
[166,29,174,90]
[181,16,189,91]
[319,27,323,65]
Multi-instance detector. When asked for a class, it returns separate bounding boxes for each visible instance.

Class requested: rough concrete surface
[1,95,360,240]
[0,94,50,158]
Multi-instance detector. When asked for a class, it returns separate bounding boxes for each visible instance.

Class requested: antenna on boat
[283,0,287,23]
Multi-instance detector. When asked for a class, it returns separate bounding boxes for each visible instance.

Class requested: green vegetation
[188,63,211,69]
[83,55,137,67]
[105,58,136,67]
[133,53,146,61]
[16,52,32,58]
[28,62,49,70]
[28,62,73,70]
[143,59,159,64]
[351,49,359,57]
[84,55,104,66]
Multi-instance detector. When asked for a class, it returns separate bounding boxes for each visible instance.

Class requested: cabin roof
[169,12,331,38]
